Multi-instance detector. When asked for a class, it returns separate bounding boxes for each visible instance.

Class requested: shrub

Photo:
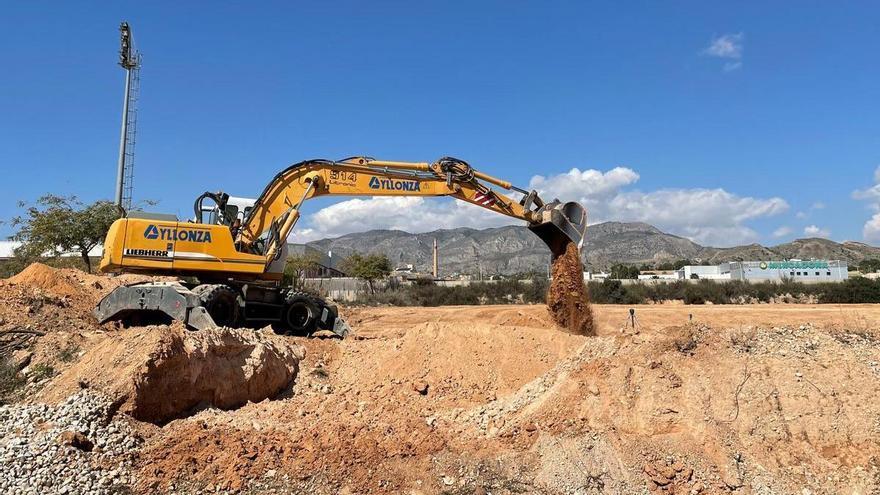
[57,344,81,363]
[587,279,644,304]
[0,358,25,404]
[29,363,55,382]
[355,278,550,306]
[352,275,880,306]
[819,277,880,303]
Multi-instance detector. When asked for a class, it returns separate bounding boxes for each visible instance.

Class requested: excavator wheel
[280,291,322,335]
[192,284,241,328]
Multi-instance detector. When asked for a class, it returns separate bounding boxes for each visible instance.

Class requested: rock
[1,390,139,494]
[57,431,93,452]
[411,381,429,395]
[588,384,600,396]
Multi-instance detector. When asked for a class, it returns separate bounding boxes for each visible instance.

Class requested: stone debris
[0,390,141,495]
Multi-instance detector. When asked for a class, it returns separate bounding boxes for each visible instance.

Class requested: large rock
[41,324,303,424]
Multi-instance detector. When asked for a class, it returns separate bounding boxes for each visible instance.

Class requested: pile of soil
[5,263,880,494]
[40,324,304,424]
[547,241,594,335]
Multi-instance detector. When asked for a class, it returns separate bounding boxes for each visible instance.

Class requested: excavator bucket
[528,201,588,258]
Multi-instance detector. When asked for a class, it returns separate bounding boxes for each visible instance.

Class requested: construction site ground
[2,264,880,494]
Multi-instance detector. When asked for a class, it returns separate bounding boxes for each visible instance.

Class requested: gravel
[0,390,141,494]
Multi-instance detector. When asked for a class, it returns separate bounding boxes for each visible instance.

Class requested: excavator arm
[94,155,586,335]
[238,156,587,265]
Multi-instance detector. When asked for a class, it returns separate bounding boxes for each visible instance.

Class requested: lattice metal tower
[115,22,141,212]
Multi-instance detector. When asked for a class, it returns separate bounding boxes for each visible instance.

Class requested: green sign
[760,261,829,270]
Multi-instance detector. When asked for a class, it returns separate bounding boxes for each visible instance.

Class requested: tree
[9,195,118,273]
[858,258,880,274]
[283,251,322,289]
[609,263,639,279]
[339,253,392,293]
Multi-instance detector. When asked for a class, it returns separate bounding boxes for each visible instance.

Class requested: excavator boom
[94,156,587,334]
[237,156,586,263]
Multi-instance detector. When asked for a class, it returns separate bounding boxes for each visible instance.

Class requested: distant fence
[303,277,532,301]
[303,277,386,302]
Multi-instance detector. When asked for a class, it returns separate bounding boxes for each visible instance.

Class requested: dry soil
[2,264,880,494]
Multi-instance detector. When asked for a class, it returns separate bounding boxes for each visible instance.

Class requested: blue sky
[1,1,878,247]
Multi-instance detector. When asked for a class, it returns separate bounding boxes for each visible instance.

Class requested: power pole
[432,238,439,278]
[115,22,141,212]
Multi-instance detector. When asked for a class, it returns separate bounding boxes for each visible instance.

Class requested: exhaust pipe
[528,200,587,259]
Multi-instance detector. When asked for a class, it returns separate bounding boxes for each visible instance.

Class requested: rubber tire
[193,284,241,328]
[282,292,321,335]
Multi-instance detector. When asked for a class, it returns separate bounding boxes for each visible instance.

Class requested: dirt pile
[124,306,880,494]
[547,241,594,335]
[41,324,303,424]
[5,262,880,494]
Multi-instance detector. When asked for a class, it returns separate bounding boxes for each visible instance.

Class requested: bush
[0,358,25,404]
[57,344,81,363]
[587,279,644,304]
[819,277,880,303]
[352,275,880,306]
[29,363,55,382]
[355,278,549,306]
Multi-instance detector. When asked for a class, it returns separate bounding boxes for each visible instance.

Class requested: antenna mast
[115,21,141,211]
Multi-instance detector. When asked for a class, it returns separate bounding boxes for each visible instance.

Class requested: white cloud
[852,169,880,205]
[804,225,830,238]
[852,165,880,242]
[795,211,807,219]
[811,202,825,210]
[864,213,880,242]
[292,197,516,243]
[605,188,787,245]
[773,226,793,238]
[292,165,789,247]
[704,33,743,59]
[853,166,880,243]
[703,33,744,71]
[723,61,742,72]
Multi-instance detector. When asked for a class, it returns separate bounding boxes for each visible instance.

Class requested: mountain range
[298,222,880,276]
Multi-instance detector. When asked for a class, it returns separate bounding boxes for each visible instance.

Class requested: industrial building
[672,260,848,282]
[726,260,848,282]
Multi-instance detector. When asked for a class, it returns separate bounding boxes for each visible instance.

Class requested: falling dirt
[547,241,595,335]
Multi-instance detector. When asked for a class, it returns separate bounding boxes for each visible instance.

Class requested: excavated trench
[129,328,303,424]
[43,325,304,425]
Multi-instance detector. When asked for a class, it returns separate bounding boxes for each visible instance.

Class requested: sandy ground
[3,265,880,494]
[349,303,880,336]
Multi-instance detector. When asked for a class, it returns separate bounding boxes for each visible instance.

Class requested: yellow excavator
[94,156,587,336]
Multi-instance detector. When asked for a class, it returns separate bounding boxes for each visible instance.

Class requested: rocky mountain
[297,222,880,276]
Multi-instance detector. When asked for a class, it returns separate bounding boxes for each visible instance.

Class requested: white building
[677,264,732,280]
[728,260,847,282]
[676,260,848,282]
[637,271,679,280]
